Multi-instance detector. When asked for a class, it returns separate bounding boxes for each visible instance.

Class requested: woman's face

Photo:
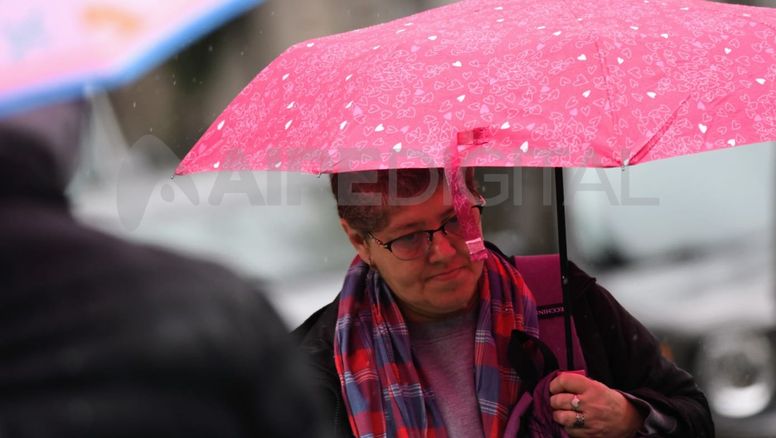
[341,184,484,322]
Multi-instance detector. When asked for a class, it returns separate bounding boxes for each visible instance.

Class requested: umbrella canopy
[0,0,261,118]
[176,0,776,176]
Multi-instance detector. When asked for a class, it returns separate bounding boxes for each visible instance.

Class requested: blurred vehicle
[567,142,776,437]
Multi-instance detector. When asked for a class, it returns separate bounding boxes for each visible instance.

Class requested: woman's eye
[395,232,422,244]
[444,216,463,233]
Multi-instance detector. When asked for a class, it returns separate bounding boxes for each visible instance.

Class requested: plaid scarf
[334,247,539,438]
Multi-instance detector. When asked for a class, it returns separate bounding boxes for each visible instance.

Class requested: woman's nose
[428,231,456,262]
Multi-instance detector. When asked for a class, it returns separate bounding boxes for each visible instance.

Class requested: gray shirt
[408,309,485,438]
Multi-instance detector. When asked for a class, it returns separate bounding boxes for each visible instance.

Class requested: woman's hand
[548,372,644,437]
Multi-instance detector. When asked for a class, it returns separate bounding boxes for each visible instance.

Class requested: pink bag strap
[511,254,586,371]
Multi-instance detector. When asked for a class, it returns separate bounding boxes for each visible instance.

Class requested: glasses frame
[368,203,484,261]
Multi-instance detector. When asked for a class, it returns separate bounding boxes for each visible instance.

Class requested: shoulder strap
[511,254,586,371]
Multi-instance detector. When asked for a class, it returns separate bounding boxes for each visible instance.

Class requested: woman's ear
[340,218,372,265]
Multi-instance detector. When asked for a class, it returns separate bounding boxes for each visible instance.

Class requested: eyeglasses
[368,204,484,261]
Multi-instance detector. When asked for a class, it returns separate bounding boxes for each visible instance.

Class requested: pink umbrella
[176,0,776,367]
[177,0,776,175]
[0,0,261,118]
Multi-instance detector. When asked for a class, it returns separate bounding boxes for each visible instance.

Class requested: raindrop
[577,54,587,61]
[698,123,708,134]
[457,95,466,102]
[307,42,315,47]
[501,121,511,129]
[393,142,403,152]
[582,90,591,98]
[727,139,736,146]
[213,161,221,169]
[282,73,290,81]
[497,18,505,23]
[617,57,624,64]
[660,33,669,39]
[217,120,225,130]
[372,45,381,50]
[520,141,529,152]
[494,6,504,10]
[553,30,562,36]
[287,101,295,109]
[375,124,385,132]
[724,47,732,54]
[537,25,546,30]
[340,121,348,130]
[428,35,438,41]
[646,91,657,99]
[274,161,282,168]
[285,120,293,130]
[346,101,354,108]
[756,78,766,85]
[452,60,463,67]
[161,184,175,202]
[346,74,353,81]
[630,25,639,30]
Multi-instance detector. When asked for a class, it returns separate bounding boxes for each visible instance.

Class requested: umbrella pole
[554,168,575,370]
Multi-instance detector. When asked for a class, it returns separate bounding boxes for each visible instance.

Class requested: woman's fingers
[549,371,589,395]
[550,378,644,438]
[552,409,587,430]
[549,392,582,411]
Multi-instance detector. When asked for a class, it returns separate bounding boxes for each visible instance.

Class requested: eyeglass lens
[390,216,468,260]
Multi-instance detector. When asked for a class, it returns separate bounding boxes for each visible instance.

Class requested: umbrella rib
[589,36,624,165]
[559,0,622,166]
[627,95,689,166]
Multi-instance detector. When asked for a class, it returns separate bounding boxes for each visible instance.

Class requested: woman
[294,168,713,438]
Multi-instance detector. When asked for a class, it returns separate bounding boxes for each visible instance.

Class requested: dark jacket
[0,129,323,438]
[293,257,714,438]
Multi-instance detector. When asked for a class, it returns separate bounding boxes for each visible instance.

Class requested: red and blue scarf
[334,248,539,438]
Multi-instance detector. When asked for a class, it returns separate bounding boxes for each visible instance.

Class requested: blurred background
[32,0,776,436]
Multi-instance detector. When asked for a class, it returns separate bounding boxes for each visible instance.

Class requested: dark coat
[293,257,714,438]
[0,130,323,438]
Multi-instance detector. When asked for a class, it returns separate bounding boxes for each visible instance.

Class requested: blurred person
[294,168,713,438]
[0,100,323,438]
